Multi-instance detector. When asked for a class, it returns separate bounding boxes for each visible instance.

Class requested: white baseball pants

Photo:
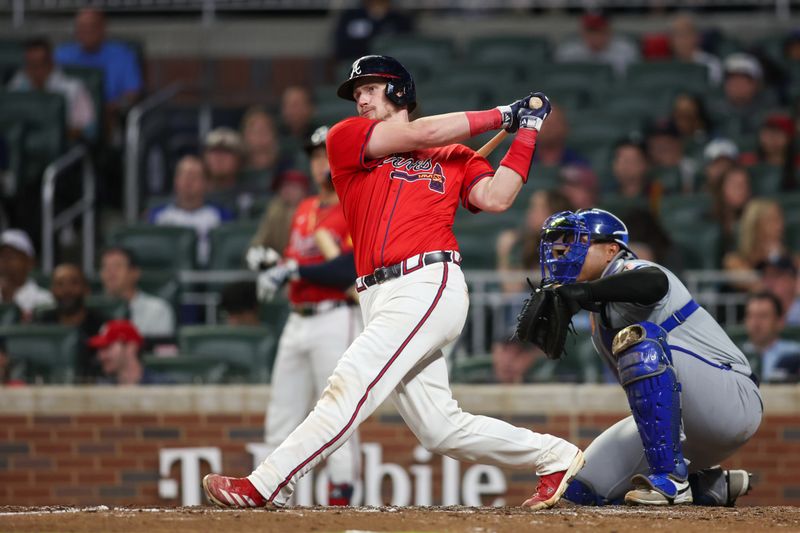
[249,261,579,505]
[264,304,362,486]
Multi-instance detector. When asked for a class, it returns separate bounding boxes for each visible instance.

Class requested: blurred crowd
[0,2,799,386]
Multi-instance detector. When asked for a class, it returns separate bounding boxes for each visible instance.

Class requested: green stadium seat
[449,355,494,384]
[468,36,550,68]
[208,221,259,271]
[259,297,290,336]
[665,219,721,270]
[2,324,79,384]
[414,92,482,117]
[178,325,277,383]
[0,39,23,84]
[85,295,129,321]
[626,62,710,93]
[0,303,20,325]
[597,195,650,218]
[62,66,104,141]
[143,353,227,384]
[526,332,601,383]
[748,164,783,196]
[138,270,181,314]
[109,225,197,271]
[0,92,66,185]
[372,36,456,73]
[313,99,354,127]
[532,63,615,90]
[659,193,711,225]
[784,326,800,343]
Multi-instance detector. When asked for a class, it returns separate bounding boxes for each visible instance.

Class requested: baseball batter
[535,209,762,506]
[246,126,362,505]
[204,54,584,509]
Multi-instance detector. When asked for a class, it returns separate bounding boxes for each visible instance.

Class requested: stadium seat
[526,333,601,383]
[414,92,482,117]
[651,166,684,195]
[0,39,23,84]
[449,355,495,384]
[597,195,650,217]
[2,324,79,384]
[467,36,550,69]
[313,99,354,127]
[139,269,181,314]
[659,193,712,225]
[371,35,456,73]
[178,325,277,383]
[531,63,615,91]
[626,62,710,93]
[748,164,783,196]
[208,221,260,271]
[142,353,227,384]
[0,92,66,185]
[85,295,129,321]
[664,219,721,270]
[109,225,197,271]
[0,302,20,326]
[260,297,291,336]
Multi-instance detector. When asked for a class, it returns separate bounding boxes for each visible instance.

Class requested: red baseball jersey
[327,117,493,277]
[283,196,353,304]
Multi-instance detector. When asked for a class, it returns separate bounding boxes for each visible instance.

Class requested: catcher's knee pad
[564,479,622,506]
[613,322,687,481]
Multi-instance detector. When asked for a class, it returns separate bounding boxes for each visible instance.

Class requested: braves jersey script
[326,117,493,277]
[591,252,752,379]
[283,196,353,304]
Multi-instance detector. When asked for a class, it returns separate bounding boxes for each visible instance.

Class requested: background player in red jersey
[247,126,362,506]
[205,55,584,511]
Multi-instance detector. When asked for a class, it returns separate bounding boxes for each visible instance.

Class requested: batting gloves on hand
[256,260,299,302]
[246,245,282,272]
[518,92,551,132]
[497,93,534,134]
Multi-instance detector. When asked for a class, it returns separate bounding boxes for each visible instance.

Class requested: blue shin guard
[614,322,688,499]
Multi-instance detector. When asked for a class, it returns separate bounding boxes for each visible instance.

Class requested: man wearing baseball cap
[0,229,54,319]
[89,319,167,385]
[555,11,640,76]
[711,53,777,137]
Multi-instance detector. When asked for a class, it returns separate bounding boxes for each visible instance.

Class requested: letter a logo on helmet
[337,55,417,112]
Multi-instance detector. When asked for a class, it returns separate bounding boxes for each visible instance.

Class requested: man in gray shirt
[533,209,762,507]
[555,13,640,77]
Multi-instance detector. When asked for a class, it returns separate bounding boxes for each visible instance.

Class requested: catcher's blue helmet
[337,55,417,112]
[539,208,630,285]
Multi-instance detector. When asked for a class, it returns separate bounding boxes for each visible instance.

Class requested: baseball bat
[476,96,543,159]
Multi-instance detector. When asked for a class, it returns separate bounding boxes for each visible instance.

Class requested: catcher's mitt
[514,282,577,360]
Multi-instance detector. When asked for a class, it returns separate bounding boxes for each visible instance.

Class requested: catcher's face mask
[539,211,590,285]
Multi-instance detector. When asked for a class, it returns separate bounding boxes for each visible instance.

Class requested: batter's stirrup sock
[614,322,688,491]
[328,482,354,506]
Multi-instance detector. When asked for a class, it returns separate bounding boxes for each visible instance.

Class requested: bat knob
[530,97,543,110]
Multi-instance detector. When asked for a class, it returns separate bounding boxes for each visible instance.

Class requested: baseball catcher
[522,208,761,507]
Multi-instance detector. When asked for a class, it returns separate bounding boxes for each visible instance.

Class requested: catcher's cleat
[328,482,354,506]
[624,473,693,506]
[522,449,585,511]
[724,469,752,506]
[202,474,272,508]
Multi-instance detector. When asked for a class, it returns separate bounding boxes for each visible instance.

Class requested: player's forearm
[470,166,524,212]
[297,253,357,289]
[557,267,670,309]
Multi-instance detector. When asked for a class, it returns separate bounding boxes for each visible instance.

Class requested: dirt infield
[1,505,799,533]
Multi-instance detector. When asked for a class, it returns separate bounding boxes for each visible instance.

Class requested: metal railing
[41,144,96,275]
[124,82,182,224]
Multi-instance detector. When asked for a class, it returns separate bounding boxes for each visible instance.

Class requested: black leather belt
[359,251,458,291]
[291,300,352,317]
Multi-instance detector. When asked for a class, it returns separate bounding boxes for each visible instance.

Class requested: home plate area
[2,505,799,533]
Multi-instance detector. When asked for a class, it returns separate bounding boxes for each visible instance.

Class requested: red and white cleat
[202,474,271,508]
[522,450,585,511]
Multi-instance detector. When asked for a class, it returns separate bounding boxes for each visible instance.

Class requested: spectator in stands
[496,190,571,293]
[559,164,599,211]
[610,140,650,199]
[710,53,774,138]
[701,137,739,192]
[532,105,590,169]
[8,37,96,141]
[622,208,681,273]
[783,30,800,62]
[711,165,752,256]
[740,114,797,191]
[204,127,246,192]
[742,291,800,383]
[89,319,168,385]
[670,93,713,161]
[279,86,315,144]
[36,263,104,381]
[333,0,414,60]
[250,170,310,254]
[645,120,697,195]
[758,255,800,326]
[669,13,723,85]
[0,229,53,320]
[724,198,790,274]
[555,12,640,77]
[492,336,544,384]
[220,281,260,327]
[99,247,175,338]
[55,8,142,110]
[240,107,282,188]
[148,155,233,266]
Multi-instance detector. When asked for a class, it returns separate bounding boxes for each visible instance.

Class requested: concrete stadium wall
[1,385,798,507]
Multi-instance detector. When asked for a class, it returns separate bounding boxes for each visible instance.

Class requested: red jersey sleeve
[456,145,494,213]
[327,116,382,174]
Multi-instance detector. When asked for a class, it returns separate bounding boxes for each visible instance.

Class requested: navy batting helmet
[337,55,416,112]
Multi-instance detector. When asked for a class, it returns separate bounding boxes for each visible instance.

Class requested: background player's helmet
[337,55,417,112]
[576,208,630,252]
[304,125,329,154]
[540,211,591,286]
